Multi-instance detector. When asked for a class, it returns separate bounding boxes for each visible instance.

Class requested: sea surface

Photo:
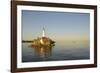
[22,42,90,62]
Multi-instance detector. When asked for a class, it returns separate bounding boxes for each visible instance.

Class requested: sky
[22,10,90,43]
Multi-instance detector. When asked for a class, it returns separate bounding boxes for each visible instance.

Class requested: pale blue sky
[22,10,90,42]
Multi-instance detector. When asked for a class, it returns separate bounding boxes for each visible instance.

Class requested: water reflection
[22,42,90,62]
[30,45,54,60]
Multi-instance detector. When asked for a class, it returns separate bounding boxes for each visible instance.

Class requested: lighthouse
[32,26,55,46]
[42,27,45,37]
[40,27,48,45]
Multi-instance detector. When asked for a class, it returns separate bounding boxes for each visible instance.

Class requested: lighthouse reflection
[30,45,55,60]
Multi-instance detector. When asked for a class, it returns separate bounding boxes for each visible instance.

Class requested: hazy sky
[22,10,90,43]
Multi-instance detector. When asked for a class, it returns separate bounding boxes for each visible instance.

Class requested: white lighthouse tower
[42,27,45,37]
[40,26,46,45]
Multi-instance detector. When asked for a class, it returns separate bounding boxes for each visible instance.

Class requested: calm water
[22,42,90,62]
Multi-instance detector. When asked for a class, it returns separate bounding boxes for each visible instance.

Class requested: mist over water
[22,41,90,62]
